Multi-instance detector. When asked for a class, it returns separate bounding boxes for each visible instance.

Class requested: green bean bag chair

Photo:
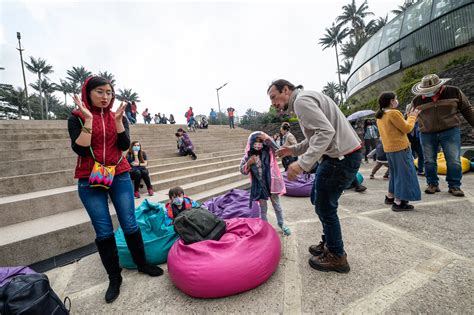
[115,199,179,269]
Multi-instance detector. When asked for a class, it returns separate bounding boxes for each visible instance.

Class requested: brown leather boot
[425,184,440,194]
[308,248,350,273]
[308,235,326,256]
[448,187,464,197]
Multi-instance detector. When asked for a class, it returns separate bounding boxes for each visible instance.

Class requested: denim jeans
[310,151,362,256]
[259,194,284,227]
[78,172,138,240]
[420,127,462,188]
[126,111,136,124]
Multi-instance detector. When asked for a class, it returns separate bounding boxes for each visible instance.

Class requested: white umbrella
[347,110,375,121]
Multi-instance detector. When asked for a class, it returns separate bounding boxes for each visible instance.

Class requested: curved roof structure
[346,0,473,98]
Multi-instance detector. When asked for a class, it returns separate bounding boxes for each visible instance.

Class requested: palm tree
[24,57,53,119]
[53,79,72,106]
[339,59,353,75]
[66,66,92,86]
[391,0,415,15]
[365,15,388,36]
[31,79,56,119]
[322,82,341,105]
[336,0,374,44]
[341,38,368,60]
[98,71,116,86]
[116,88,140,102]
[319,23,350,104]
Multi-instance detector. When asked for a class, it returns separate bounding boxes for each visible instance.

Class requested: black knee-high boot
[95,235,122,303]
[124,229,164,277]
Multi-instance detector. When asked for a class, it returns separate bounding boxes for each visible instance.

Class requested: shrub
[444,55,471,70]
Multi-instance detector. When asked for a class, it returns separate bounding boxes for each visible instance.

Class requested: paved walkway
[46,162,474,313]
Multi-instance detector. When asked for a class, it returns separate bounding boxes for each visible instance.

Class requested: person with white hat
[410,74,474,197]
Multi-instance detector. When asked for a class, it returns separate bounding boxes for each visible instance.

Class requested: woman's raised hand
[72,94,93,120]
[115,101,127,122]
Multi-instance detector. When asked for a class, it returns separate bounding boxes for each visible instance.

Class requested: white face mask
[253,142,263,151]
[424,88,439,97]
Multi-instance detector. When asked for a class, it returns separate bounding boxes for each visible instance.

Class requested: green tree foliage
[336,0,374,44]
[98,71,116,86]
[24,56,53,119]
[319,23,350,104]
[66,66,92,86]
[116,88,140,102]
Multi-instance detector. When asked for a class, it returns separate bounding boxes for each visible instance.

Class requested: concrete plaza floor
[46,162,474,313]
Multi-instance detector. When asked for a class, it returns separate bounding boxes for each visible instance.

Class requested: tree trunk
[334,44,344,105]
[38,73,44,120]
[44,94,49,120]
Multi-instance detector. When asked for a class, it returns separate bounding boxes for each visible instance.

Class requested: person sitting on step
[176,128,197,160]
[127,140,154,199]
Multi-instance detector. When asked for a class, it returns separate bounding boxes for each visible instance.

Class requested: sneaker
[354,185,367,192]
[134,191,141,199]
[309,235,326,256]
[369,174,375,179]
[417,171,425,176]
[392,200,414,212]
[384,196,394,205]
[425,184,440,194]
[308,248,350,273]
[147,188,154,196]
[279,224,291,236]
[448,187,465,197]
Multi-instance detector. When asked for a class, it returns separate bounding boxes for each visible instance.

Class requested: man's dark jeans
[310,151,362,256]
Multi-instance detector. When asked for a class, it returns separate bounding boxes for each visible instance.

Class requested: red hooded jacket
[68,77,131,179]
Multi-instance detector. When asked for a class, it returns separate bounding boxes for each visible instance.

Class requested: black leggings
[130,169,152,192]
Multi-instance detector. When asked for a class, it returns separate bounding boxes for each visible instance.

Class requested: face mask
[173,197,183,206]
[424,91,436,97]
[253,142,263,151]
[132,146,140,152]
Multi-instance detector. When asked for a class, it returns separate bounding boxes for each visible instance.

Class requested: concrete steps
[0,150,243,177]
[0,121,252,267]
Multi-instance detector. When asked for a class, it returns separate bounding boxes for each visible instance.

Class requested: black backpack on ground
[173,208,226,245]
[0,273,70,314]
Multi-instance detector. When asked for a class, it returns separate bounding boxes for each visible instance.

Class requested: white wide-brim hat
[411,74,451,95]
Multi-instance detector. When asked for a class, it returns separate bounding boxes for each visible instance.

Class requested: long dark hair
[128,140,145,163]
[281,122,291,131]
[267,79,304,93]
[375,91,396,119]
[85,76,114,107]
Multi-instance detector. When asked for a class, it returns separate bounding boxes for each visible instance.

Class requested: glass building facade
[347,0,473,98]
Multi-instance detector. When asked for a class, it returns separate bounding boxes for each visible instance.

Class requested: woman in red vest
[68,76,163,304]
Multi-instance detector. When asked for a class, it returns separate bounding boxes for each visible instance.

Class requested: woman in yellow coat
[376,92,422,211]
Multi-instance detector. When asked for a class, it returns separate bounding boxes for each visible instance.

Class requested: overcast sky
[0,0,401,123]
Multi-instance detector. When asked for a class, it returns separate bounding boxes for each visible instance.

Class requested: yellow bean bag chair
[415,152,471,174]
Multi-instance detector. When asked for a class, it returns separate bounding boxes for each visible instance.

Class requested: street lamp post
[216,82,228,125]
[16,32,31,120]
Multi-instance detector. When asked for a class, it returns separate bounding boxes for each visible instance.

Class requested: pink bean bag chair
[167,217,281,298]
